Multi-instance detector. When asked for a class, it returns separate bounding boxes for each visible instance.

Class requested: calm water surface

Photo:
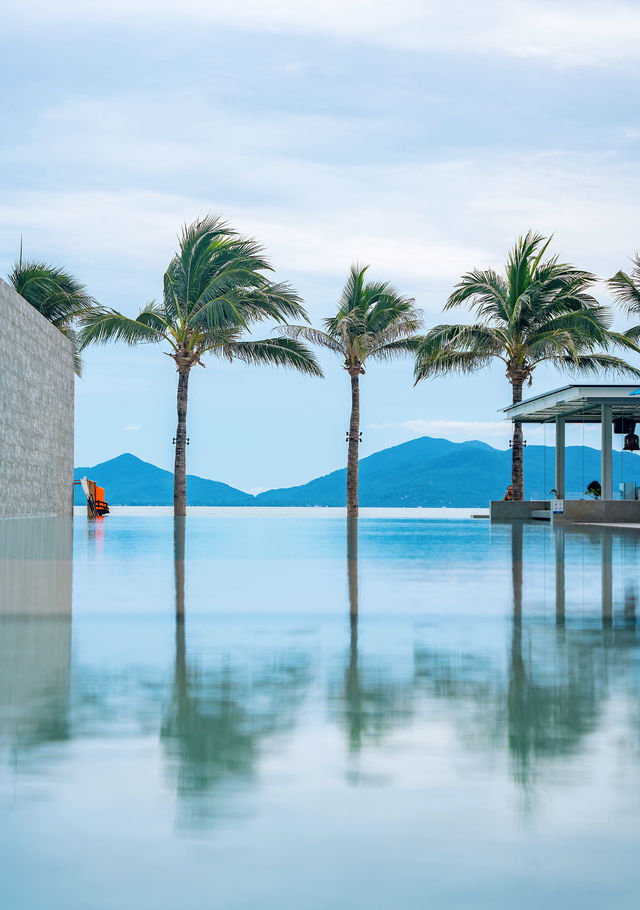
[1,510,640,908]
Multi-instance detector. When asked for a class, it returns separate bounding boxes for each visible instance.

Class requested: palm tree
[9,254,96,376]
[279,265,421,516]
[79,215,322,516]
[414,231,640,501]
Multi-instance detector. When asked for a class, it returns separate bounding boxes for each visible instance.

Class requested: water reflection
[0,518,73,768]
[0,516,72,615]
[333,519,414,772]
[160,518,312,827]
[439,523,640,793]
[173,516,185,619]
[0,617,71,761]
[1,515,640,846]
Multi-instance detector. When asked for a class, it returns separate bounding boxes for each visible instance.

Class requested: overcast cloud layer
[1,1,638,490]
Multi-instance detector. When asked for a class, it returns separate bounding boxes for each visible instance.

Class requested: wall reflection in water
[0,516,640,830]
[0,516,72,615]
[0,518,72,769]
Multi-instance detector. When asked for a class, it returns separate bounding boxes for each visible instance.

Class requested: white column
[555,417,565,498]
[601,404,613,500]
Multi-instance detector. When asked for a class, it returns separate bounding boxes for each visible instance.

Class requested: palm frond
[609,259,640,315]
[276,324,344,353]
[445,268,508,321]
[9,260,96,324]
[414,348,494,382]
[553,353,640,378]
[368,337,423,361]
[337,264,369,315]
[221,337,323,376]
[9,259,97,376]
[78,307,168,349]
[56,325,83,376]
[622,324,640,344]
[414,323,505,381]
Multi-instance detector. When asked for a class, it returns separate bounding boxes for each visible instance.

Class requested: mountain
[255,438,640,506]
[75,439,640,508]
[74,453,254,506]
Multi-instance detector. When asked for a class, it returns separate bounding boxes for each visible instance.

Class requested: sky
[1,0,639,492]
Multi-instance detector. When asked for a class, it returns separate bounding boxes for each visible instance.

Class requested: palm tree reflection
[161,518,311,827]
[333,519,414,773]
[505,525,639,789]
[173,516,186,620]
[414,523,640,797]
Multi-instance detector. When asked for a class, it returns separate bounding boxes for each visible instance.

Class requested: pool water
[1,512,640,909]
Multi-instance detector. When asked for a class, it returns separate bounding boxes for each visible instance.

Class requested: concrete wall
[490,500,549,520]
[0,278,74,518]
[552,499,640,525]
[491,498,640,524]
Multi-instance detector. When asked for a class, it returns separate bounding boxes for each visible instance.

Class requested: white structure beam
[601,403,613,500]
[555,417,565,498]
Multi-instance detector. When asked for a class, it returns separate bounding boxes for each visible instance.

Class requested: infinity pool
[1,511,640,908]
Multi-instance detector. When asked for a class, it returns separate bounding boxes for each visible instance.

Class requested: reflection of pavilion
[414,522,640,796]
[513,521,639,627]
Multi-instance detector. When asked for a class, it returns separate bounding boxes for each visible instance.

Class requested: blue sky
[2,1,639,492]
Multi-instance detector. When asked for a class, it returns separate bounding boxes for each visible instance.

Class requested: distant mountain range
[74,438,640,508]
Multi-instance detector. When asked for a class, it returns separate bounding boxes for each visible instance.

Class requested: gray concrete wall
[552,499,640,524]
[491,498,640,524]
[0,278,74,518]
[490,500,549,520]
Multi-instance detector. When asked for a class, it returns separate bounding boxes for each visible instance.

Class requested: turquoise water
[1,511,640,908]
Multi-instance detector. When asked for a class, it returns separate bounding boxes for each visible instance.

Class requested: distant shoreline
[74,505,490,519]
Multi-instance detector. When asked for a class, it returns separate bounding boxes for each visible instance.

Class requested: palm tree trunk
[347,373,360,517]
[511,376,524,501]
[174,368,190,517]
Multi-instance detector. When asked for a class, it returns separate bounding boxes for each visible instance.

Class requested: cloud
[2,145,638,316]
[124,425,141,431]
[5,1,640,66]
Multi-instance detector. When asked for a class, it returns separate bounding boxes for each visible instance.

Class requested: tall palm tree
[414,231,640,501]
[79,215,322,516]
[279,265,421,516]
[9,255,96,376]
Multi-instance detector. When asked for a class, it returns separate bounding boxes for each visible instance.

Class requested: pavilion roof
[502,384,640,424]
